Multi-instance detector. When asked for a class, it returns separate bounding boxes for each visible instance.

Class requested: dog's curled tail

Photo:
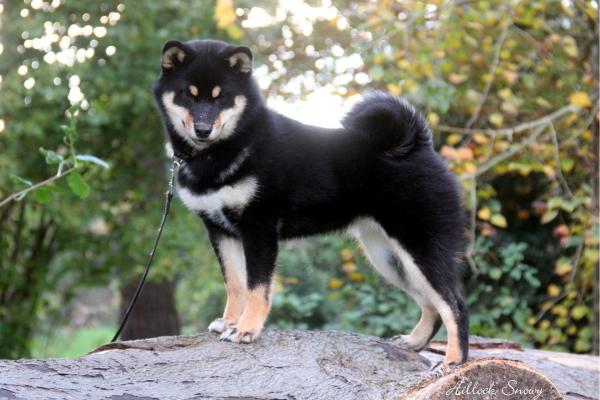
[341,91,432,157]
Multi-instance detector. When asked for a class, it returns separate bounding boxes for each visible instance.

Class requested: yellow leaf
[226,24,244,40]
[428,112,440,126]
[328,277,344,290]
[349,271,364,282]
[552,304,568,317]
[569,91,592,108]
[463,162,477,174]
[342,261,357,274]
[554,260,573,276]
[547,284,561,297]
[397,59,410,70]
[340,249,354,262]
[448,73,467,84]
[446,133,462,146]
[542,165,556,178]
[477,207,491,221]
[563,36,578,58]
[498,88,512,100]
[494,140,510,152]
[473,133,488,144]
[386,83,402,96]
[490,214,507,228]
[489,113,504,127]
[501,101,519,116]
[214,0,236,29]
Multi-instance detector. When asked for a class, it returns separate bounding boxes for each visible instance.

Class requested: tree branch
[435,103,582,137]
[0,167,75,209]
[548,122,575,198]
[474,123,548,178]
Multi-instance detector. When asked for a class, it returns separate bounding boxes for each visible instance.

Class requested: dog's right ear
[161,40,192,72]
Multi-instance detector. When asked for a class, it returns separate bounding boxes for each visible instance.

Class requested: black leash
[111,157,181,343]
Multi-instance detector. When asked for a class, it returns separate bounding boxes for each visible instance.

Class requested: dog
[152,39,469,365]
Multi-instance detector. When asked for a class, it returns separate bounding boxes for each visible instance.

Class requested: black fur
[152,39,468,363]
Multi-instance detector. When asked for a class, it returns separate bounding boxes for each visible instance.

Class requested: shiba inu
[152,39,469,365]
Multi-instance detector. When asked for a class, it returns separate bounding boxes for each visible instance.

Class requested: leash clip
[168,156,182,192]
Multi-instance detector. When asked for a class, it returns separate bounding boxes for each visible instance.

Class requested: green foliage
[466,238,541,342]
[31,325,115,359]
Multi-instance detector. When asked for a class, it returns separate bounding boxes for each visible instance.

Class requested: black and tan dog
[152,39,468,365]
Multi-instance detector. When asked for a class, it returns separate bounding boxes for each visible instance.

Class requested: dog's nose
[194,122,212,139]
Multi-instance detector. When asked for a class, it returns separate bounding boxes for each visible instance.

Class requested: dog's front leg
[207,234,247,334]
[220,223,277,344]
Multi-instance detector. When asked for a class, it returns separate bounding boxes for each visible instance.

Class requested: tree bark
[0,331,597,400]
[118,278,180,340]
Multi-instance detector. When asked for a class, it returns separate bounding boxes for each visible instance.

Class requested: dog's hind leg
[350,219,441,350]
[349,218,468,365]
[390,242,469,365]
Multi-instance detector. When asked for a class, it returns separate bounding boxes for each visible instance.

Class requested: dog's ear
[161,40,192,72]
[223,46,253,74]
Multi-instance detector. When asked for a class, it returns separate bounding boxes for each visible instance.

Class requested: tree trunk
[118,278,180,340]
[0,331,597,400]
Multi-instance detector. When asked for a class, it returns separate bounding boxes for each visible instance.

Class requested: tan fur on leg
[395,304,439,350]
[208,238,247,334]
[220,284,271,343]
[440,307,462,365]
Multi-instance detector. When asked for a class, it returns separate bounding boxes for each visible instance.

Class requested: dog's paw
[219,326,258,344]
[390,334,418,350]
[208,318,233,334]
[429,360,461,378]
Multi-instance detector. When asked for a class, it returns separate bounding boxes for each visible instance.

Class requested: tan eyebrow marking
[212,86,221,98]
[189,85,198,97]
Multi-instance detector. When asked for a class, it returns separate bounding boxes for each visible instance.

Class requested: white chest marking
[177,176,259,216]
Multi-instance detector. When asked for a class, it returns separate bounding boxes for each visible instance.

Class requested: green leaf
[10,175,32,187]
[370,66,384,81]
[67,172,90,198]
[39,147,64,165]
[560,158,575,172]
[489,268,502,280]
[541,209,558,224]
[32,187,53,204]
[60,124,79,140]
[490,214,507,228]
[571,305,589,320]
[75,154,110,169]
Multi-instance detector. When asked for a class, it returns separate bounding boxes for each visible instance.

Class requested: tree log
[0,330,597,400]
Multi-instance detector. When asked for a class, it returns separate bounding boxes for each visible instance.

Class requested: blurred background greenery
[0,0,598,360]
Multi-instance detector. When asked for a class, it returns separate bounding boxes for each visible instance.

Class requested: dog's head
[152,39,255,150]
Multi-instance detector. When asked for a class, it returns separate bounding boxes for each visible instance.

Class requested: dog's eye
[189,85,199,98]
[211,86,222,99]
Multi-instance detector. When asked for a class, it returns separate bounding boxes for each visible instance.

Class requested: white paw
[390,335,418,350]
[219,326,257,343]
[208,318,232,334]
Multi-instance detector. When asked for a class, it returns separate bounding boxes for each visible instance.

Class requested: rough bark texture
[0,330,598,400]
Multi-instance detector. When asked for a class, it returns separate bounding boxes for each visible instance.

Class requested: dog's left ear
[224,46,253,74]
